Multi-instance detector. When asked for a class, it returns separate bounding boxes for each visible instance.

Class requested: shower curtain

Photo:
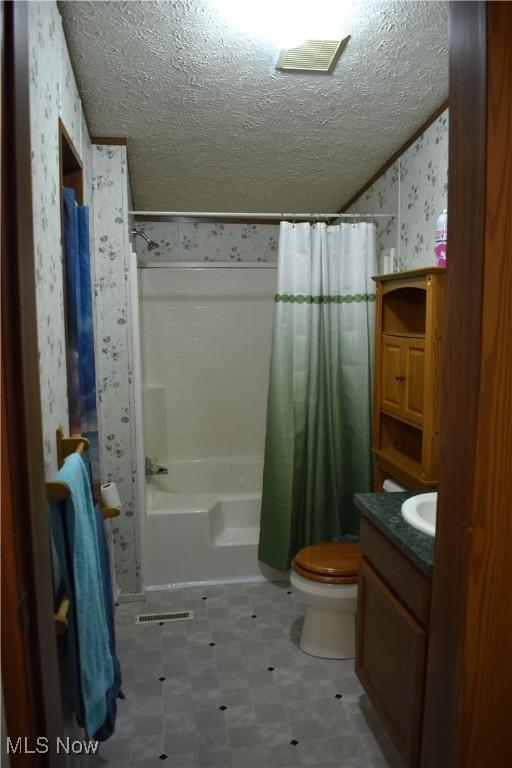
[63,187,99,484]
[258,222,376,571]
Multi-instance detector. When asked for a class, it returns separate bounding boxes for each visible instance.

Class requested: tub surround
[140,266,275,463]
[354,492,434,577]
[144,458,285,587]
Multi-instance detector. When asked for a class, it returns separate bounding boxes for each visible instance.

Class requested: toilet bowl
[291,541,360,660]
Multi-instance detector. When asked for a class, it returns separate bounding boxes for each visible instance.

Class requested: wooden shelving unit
[372,268,446,490]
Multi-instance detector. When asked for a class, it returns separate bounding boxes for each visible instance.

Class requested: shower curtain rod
[129,211,393,221]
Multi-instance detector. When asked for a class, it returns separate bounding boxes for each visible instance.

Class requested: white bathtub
[144,457,284,587]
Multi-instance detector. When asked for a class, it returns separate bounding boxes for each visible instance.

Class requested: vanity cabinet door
[381,336,403,417]
[402,339,425,426]
[356,558,427,768]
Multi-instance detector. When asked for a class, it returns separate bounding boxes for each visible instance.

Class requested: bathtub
[143,457,284,587]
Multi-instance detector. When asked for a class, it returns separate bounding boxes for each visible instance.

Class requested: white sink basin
[401,493,437,537]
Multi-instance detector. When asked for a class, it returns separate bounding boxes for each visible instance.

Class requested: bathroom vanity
[354,492,435,768]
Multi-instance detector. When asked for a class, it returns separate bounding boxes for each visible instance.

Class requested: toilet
[291,541,360,660]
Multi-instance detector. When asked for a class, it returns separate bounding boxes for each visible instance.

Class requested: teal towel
[51,454,114,737]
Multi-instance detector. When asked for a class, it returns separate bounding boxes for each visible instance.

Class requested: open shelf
[380,409,423,432]
[380,413,422,465]
[373,448,435,489]
[382,287,426,335]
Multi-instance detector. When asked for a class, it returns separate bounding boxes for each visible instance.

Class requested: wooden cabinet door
[402,339,425,426]
[356,558,427,767]
[381,336,403,417]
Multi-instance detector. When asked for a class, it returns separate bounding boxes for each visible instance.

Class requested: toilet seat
[292,541,360,585]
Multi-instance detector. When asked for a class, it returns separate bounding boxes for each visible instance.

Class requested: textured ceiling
[59,0,448,212]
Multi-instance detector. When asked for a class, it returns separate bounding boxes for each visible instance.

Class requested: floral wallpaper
[347,109,449,272]
[28,0,94,478]
[92,144,142,594]
[136,109,448,272]
[29,2,140,594]
[134,221,279,262]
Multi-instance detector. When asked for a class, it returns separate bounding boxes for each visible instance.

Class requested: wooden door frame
[421,2,512,766]
[1,1,64,761]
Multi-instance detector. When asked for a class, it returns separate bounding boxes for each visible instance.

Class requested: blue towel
[48,529,84,725]
[93,506,124,741]
[51,454,114,737]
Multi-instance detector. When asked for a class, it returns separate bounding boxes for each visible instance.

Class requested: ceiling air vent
[276,37,350,73]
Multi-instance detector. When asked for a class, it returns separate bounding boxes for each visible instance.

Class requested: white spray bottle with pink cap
[435,209,448,267]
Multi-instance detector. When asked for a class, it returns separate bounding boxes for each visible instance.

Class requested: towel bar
[54,596,71,635]
[47,430,120,637]
[45,429,121,518]
[45,428,90,502]
[56,426,90,468]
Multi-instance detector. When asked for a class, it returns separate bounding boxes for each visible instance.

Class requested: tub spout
[145,457,169,477]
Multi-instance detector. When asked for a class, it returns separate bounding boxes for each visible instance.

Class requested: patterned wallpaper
[29,0,94,478]
[29,2,140,594]
[347,109,449,272]
[136,108,448,271]
[134,221,279,263]
[92,145,142,594]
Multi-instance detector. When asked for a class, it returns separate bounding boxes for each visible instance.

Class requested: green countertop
[354,492,435,578]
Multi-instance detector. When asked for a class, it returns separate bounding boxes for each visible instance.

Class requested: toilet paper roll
[101,482,122,510]
[382,252,393,274]
[381,247,396,274]
[383,478,406,492]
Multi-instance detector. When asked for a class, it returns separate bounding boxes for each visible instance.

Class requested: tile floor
[94,580,403,768]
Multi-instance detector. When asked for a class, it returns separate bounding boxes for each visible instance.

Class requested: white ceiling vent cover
[135,610,194,625]
[276,37,350,73]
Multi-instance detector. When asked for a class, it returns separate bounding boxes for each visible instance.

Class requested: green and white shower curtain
[258,222,376,571]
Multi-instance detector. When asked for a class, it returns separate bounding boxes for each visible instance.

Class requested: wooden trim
[372,281,384,462]
[2,1,64,755]
[1,14,44,752]
[457,4,512,762]
[372,267,446,283]
[59,120,84,429]
[91,136,128,145]
[421,274,445,481]
[340,99,449,212]
[59,118,82,170]
[59,118,83,204]
[454,0,512,762]
[420,2,512,766]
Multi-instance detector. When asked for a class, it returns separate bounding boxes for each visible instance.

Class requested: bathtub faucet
[145,457,169,477]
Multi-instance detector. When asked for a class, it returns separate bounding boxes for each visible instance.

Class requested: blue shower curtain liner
[63,188,99,483]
